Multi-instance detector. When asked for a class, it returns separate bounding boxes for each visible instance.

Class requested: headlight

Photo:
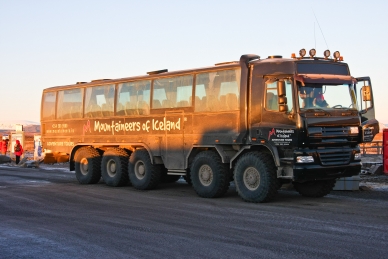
[350,127,359,134]
[354,153,362,161]
[296,156,314,163]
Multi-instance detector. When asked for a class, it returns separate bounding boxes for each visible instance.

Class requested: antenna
[312,9,329,53]
[314,22,316,49]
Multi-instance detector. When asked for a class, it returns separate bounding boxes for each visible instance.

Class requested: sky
[1,0,387,124]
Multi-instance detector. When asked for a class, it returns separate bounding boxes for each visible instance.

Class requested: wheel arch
[230,144,280,169]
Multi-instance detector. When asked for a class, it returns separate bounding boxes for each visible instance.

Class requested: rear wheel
[101,148,129,187]
[190,151,229,198]
[234,152,278,203]
[293,180,336,197]
[128,149,161,190]
[75,147,101,184]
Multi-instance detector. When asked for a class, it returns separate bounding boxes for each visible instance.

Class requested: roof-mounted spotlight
[309,48,316,58]
[323,49,330,59]
[299,48,306,58]
[333,51,341,61]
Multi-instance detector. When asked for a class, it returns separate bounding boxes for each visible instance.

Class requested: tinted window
[42,92,56,120]
[297,63,349,75]
[57,89,83,119]
[153,75,193,109]
[117,80,151,115]
[195,69,241,112]
[85,84,115,118]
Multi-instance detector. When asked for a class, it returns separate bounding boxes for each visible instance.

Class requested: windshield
[297,82,358,110]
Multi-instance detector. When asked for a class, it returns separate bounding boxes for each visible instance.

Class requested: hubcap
[80,158,89,175]
[243,167,260,191]
[199,164,213,186]
[134,161,146,180]
[106,159,116,177]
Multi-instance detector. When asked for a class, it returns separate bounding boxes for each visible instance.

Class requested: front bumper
[291,147,361,182]
[293,161,361,182]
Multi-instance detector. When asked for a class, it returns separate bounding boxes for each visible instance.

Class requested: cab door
[355,77,379,142]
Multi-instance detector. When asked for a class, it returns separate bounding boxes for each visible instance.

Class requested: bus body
[40,50,378,202]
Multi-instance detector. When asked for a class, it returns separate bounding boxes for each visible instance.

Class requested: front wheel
[190,151,229,198]
[234,152,278,203]
[101,148,129,187]
[293,180,336,197]
[128,149,161,190]
[75,147,101,184]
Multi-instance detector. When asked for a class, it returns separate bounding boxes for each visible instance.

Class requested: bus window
[117,80,151,115]
[57,88,83,119]
[195,69,241,112]
[85,84,114,118]
[152,75,193,109]
[42,92,56,120]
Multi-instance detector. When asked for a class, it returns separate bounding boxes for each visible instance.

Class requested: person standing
[1,139,7,155]
[14,140,23,164]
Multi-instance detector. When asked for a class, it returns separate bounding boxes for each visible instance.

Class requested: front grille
[308,126,358,145]
[318,150,351,166]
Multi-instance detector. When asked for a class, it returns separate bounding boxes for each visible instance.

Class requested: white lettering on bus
[92,117,181,135]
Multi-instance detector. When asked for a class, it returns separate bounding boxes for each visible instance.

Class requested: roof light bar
[309,48,316,58]
[299,48,306,58]
[323,50,330,59]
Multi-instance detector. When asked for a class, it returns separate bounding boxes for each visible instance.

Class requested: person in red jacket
[14,140,23,164]
[1,139,7,155]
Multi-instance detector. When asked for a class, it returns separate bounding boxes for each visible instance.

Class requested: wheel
[128,149,161,190]
[234,152,278,203]
[75,146,102,184]
[190,151,229,198]
[101,148,129,187]
[293,179,336,197]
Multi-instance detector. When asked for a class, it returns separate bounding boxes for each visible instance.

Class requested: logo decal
[268,128,276,140]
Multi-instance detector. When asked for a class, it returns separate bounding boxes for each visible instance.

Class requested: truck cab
[239,49,378,200]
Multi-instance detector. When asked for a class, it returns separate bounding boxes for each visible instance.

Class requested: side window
[195,69,241,112]
[265,81,278,111]
[152,75,193,109]
[42,92,56,120]
[117,80,151,115]
[265,79,293,112]
[285,79,293,112]
[57,88,83,119]
[85,84,115,118]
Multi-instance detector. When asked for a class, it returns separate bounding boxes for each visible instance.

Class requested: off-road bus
[41,49,378,202]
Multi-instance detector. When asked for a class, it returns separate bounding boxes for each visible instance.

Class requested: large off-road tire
[75,147,102,184]
[101,148,129,187]
[128,149,161,190]
[234,152,278,203]
[190,151,230,198]
[293,179,336,197]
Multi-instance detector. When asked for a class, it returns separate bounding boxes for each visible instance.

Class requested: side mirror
[278,96,287,105]
[362,85,371,101]
[277,81,286,97]
[279,104,288,112]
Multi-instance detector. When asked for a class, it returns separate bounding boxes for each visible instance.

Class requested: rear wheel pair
[75,147,129,187]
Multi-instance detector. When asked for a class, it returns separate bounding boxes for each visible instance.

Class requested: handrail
[360,140,383,155]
